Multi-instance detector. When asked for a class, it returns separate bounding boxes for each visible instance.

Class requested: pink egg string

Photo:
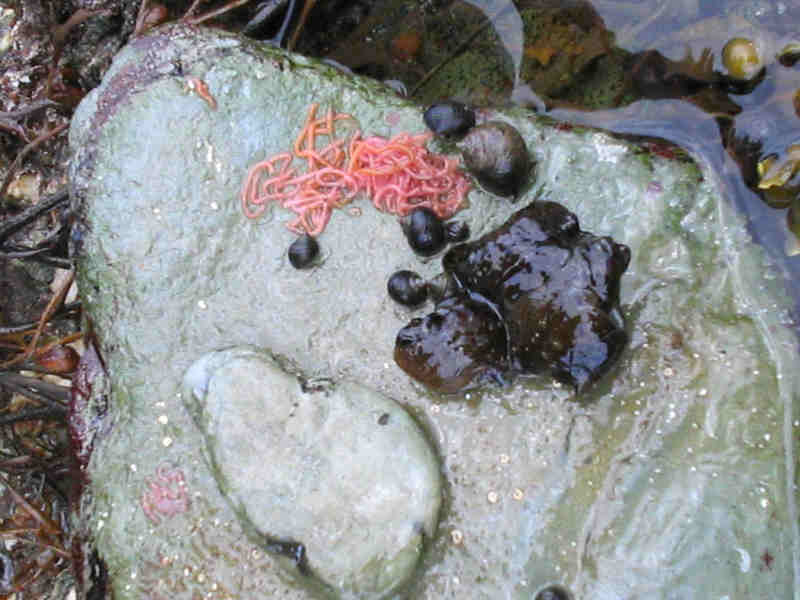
[241,104,470,236]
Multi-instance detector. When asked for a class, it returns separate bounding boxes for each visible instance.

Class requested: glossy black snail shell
[387,270,428,307]
[444,220,470,243]
[288,234,319,269]
[423,101,476,138]
[535,585,572,600]
[459,121,531,198]
[402,207,446,256]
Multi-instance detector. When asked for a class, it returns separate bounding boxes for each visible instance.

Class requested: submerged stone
[395,200,630,393]
[183,348,441,599]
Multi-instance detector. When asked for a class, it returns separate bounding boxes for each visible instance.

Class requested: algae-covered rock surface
[69,24,799,599]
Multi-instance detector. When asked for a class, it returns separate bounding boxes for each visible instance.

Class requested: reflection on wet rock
[395,201,631,394]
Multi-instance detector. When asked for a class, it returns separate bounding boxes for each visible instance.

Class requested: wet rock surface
[183,347,441,599]
[395,200,630,393]
[69,23,798,600]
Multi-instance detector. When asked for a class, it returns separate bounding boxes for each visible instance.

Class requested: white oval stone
[184,347,442,599]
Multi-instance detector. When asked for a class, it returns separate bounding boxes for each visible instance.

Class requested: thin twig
[0,223,68,257]
[31,331,83,359]
[184,0,252,26]
[0,101,57,123]
[0,302,80,336]
[409,19,492,98]
[0,124,68,200]
[268,0,297,47]
[0,477,62,539]
[0,100,57,142]
[287,0,316,51]
[0,269,74,369]
[134,0,150,35]
[0,373,71,409]
[47,9,111,99]
[183,0,206,20]
[0,408,67,426]
[0,188,69,244]
[409,0,520,99]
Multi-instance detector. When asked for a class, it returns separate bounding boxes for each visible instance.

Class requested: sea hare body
[395,296,507,394]
[395,201,631,393]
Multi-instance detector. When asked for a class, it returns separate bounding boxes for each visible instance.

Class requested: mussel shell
[402,207,446,256]
[459,121,530,197]
[387,270,428,306]
[288,234,319,269]
[423,101,476,138]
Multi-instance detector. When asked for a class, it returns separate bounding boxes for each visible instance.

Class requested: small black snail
[444,220,470,243]
[423,101,476,138]
[534,585,572,600]
[288,234,319,269]
[387,270,428,306]
[402,207,447,256]
[459,121,531,198]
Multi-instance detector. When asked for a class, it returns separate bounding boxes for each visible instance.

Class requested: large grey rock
[69,23,799,600]
[182,347,441,599]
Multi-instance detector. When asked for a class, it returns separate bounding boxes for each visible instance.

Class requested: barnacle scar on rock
[241,104,471,236]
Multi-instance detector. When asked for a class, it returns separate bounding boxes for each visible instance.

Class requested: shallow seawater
[288,0,800,326]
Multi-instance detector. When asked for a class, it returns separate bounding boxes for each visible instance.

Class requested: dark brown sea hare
[395,296,508,394]
[394,200,631,394]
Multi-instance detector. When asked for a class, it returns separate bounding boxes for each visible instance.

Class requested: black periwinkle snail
[387,270,428,307]
[395,200,631,394]
[402,207,446,256]
[423,101,476,138]
[444,220,470,243]
[459,121,531,198]
[288,234,319,269]
[425,272,454,302]
[534,585,572,600]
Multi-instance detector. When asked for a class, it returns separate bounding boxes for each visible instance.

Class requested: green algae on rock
[69,23,798,600]
[183,347,441,599]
